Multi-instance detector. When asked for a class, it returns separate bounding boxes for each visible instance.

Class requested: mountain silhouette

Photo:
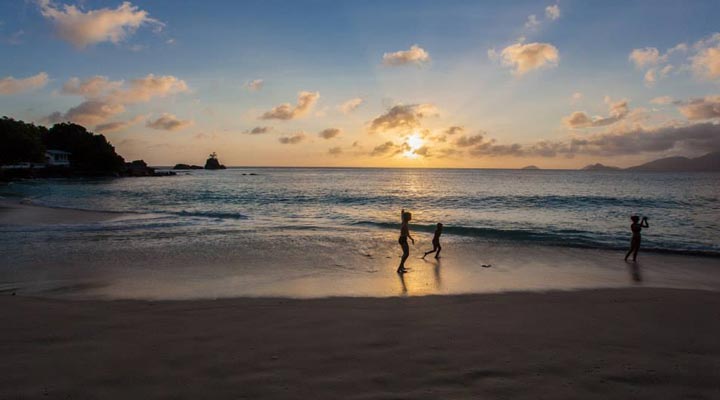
[627,152,720,172]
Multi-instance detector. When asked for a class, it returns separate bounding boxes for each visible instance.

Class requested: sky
[1,0,720,168]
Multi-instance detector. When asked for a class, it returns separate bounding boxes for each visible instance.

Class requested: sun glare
[403,133,424,158]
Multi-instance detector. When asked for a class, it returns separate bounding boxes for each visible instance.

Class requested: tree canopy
[0,117,47,165]
[0,117,125,173]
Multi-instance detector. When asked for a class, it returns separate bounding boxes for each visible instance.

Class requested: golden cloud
[261,91,320,120]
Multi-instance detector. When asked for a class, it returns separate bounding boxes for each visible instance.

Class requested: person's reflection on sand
[628,261,643,283]
[398,271,408,296]
[423,257,442,290]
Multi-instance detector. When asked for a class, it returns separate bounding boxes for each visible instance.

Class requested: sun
[403,133,424,158]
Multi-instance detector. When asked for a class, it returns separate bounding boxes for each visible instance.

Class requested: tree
[42,122,125,173]
[0,117,46,165]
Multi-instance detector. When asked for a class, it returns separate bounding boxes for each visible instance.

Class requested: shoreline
[1,196,718,257]
[2,197,720,300]
[3,287,719,399]
[0,198,129,225]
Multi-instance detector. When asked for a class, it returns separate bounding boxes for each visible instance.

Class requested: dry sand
[2,288,719,399]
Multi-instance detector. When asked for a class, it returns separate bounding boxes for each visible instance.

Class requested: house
[45,150,71,167]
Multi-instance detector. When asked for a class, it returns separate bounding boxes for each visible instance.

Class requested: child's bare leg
[624,247,633,261]
[435,245,442,258]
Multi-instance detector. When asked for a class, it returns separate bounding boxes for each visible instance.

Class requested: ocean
[1,168,719,298]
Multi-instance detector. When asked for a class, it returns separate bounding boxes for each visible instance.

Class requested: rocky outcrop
[124,160,175,177]
[204,152,226,170]
[173,164,204,170]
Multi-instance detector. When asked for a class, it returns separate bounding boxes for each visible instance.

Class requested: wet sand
[0,199,124,225]
[2,288,719,399]
[3,199,720,299]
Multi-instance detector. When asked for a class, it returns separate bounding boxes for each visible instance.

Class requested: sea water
[1,168,719,298]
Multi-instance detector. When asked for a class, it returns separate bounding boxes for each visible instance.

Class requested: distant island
[627,152,720,172]
[578,152,720,172]
[581,163,620,171]
[521,165,540,170]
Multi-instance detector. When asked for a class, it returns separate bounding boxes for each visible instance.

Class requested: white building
[45,150,71,167]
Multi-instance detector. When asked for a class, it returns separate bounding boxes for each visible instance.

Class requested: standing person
[397,209,415,273]
[422,223,444,259]
[624,216,649,262]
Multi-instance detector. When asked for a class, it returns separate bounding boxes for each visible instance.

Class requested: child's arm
[641,217,649,228]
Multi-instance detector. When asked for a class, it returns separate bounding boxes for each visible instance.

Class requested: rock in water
[204,152,226,170]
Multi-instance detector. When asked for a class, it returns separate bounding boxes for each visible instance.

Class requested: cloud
[244,126,272,134]
[629,34,717,85]
[382,44,430,66]
[676,96,720,120]
[338,97,363,114]
[318,128,341,139]
[146,113,193,131]
[524,15,540,30]
[629,47,664,69]
[565,123,720,156]
[0,72,49,95]
[370,141,410,156]
[563,98,630,128]
[435,148,464,158]
[38,0,163,48]
[545,4,560,20]
[458,122,720,158]
[261,91,319,120]
[469,142,526,157]
[650,96,673,105]
[44,100,126,126]
[644,65,673,87]
[455,134,486,147]
[2,29,25,45]
[571,92,583,104]
[368,103,438,134]
[413,145,431,157]
[94,115,144,133]
[112,74,189,103]
[278,133,306,144]
[692,45,720,81]
[444,126,464,136]
[496,42,559,75]
[328,146,343,156]
[246,79,264,91]
[44,74,189,126]
[61,75,122,97]
[62,74,188,103]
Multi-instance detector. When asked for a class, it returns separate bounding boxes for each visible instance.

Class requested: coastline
[0,198,128,225]
[2,198,720,299]
[3,287,719,399]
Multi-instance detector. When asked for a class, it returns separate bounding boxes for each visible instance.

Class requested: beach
[2,170,719,398]
[2,196,720,299]
[3,288,719,399]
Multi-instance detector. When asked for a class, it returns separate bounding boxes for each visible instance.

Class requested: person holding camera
[625,215,649,262]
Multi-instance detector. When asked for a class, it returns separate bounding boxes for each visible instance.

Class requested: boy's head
[402,211,412,222]
[631,215,639,223]
[437,223,443,228]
